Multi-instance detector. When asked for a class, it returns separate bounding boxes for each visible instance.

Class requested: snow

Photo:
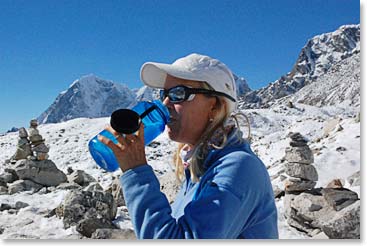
[0,100,360,239]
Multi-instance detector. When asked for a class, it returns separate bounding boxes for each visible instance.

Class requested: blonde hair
[172,82,232,183]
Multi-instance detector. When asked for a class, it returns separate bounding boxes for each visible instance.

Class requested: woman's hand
[98,123,147,172]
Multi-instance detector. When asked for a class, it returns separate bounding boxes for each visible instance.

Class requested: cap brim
[140,62,201,89]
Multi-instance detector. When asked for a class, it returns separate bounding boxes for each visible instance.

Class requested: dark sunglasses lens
[159,90,165,101]
[168,87,186,102]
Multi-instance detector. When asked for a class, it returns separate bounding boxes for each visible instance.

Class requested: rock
[15,201,29,209]
[336,146,347,152]
[83,182,103,192]
[0,186,8,195]
[91,228,136,239]
[284,146,314,164]
[57,190,117,233]
[326,179,344,189]
[8,179,43,194]
[13,137,33,160]
[311,231,329,239]
[67,170,96,187]
[14,159,67,187]
[323,118,341,137]
[285,162,318,181]
[0,171,18,184]
[4,168,19,181]
[321,200,360,239]
[347,171,360,187]
[0,203,12,211]
[283,191,335,235]
[284,178,316,192]
[272,185,285,198]
[106,177,125,207]
[57,182,82,190]
[287,132,308,147]
[76,217,117,238]
[321,188,359,211]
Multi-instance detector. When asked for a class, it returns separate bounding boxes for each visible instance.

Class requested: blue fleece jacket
[120,129,278,239]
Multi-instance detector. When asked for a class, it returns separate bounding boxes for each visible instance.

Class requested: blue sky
[0,0,360,133]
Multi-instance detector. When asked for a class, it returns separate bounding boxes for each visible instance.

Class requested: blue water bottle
[88,100,170,172]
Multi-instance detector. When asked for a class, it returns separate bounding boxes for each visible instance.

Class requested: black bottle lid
[110,109,141,134]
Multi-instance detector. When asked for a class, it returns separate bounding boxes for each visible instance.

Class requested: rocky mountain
[275,52,360,107]
[240,24,360,108]
[234,74,251,96]
[37,74,137,124]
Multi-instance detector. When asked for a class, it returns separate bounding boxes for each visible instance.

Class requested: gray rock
[57,190,117,235]
[76,217,117,238]
[67,170,96,187]
[106,177,125,207]
[83,182,103,192]
[321,200,360,239]
[285,162,318,181]
[14,159,67,187]
[347,171,360,187]
[284,146,314,164]
[0,203,12,211]
[288,132,308,147]
[13,138,33,160]
[284,178,316,191]
[8,179,43,194]
[57,182,82,190]
[0,170,18,184]
[15,201,29,209]
[91,228,136,239]
[321,188,359,211]
[0,186,8,195]
[18,127,28,138]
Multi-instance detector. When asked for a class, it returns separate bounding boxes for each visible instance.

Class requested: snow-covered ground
[0,102,360,239]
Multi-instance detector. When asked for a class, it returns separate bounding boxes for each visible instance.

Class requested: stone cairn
[28,119,49,161]
[283,132,318,192]
[12,127,33,161]
[282,132,360,239]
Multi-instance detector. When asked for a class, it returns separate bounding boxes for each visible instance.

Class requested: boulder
[284,146,314,164]
[8,179,43,194]
[321,188,359,211]
[347,171,360,187]
[284,178,316,192]
[0,170,18,184]
[56,190,117,237]
[106,177,125,207]
[321,200,360,239]
[76,217,117,238]
[14,159,67,187]
[67,170,97,187]
[285,162,318,181]
[91,228,136,239]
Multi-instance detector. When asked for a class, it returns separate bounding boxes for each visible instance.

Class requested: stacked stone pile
[28,119,49,161]
[282,132,360,239]
[12,128,33,161]
[283,132,318,192]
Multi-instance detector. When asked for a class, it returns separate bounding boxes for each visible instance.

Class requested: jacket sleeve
[120,151,270,239]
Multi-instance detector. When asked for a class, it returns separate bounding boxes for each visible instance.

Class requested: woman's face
[162,75,216,146]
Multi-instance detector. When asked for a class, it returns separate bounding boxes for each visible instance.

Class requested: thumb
[137,122,145,144]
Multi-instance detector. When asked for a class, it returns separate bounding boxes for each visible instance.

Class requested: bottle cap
[110,109,141,134]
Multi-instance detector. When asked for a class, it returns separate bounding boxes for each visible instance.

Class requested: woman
[99,53,278,239]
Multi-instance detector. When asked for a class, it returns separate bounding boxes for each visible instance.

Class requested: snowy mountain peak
[240,24,360,108]
[37,75,137,124]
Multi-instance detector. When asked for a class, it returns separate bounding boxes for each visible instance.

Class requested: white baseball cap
[140,53,238,114]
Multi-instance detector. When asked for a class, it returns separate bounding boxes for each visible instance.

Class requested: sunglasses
[159,85,236,103]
